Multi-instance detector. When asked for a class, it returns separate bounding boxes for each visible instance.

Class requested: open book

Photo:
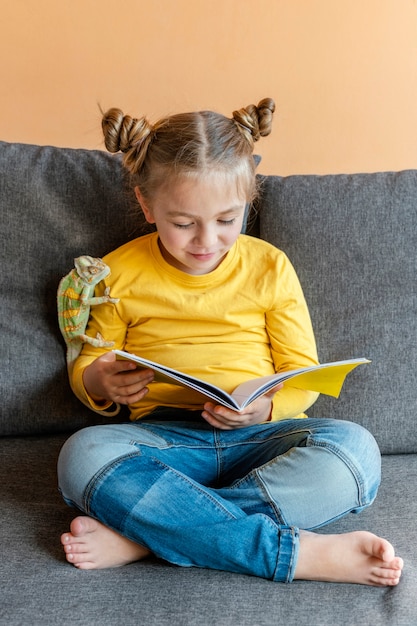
[113,350,370,411]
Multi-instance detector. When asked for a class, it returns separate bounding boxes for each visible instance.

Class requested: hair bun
[101,108,154,174]
[101,108,152,153]
[232,97,276,143]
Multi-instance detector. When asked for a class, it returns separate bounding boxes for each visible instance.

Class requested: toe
[370,536,395,563]
[70,516,91,536]
[371,564,402,586]
[61,532,72,546]
[64,541,86,554]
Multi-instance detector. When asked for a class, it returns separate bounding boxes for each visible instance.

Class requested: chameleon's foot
[103,287,120,305]
[79,333,115,349]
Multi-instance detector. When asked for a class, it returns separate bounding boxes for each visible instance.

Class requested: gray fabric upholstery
[1,436,415,625]
[0,141,416,624]
[0,142,145,435]
[258,173,417,454]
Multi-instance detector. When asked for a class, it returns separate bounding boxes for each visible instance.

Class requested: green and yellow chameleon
[57,255,121,416]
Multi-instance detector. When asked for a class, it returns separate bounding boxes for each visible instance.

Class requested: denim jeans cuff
[273,526,300,582]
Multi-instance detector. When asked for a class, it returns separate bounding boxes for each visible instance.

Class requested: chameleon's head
[74,256,111,284]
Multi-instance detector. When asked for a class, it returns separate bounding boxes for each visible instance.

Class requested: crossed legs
[58,418,403,585]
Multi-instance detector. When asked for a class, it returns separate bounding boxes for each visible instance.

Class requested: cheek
[161,228,188,249]
[224,224,243,243]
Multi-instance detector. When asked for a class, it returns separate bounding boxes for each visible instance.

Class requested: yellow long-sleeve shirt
[72,233,319,421]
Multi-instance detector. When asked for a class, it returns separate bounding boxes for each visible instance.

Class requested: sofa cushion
[1,435,416,625]
[0,142,143,436]
[258,172,417,454]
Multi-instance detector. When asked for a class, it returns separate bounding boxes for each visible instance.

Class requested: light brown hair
[102,98,275,203]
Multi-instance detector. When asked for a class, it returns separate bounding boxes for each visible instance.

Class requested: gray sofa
[1,140,416,626]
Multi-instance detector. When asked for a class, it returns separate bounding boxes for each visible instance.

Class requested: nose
[194,225,217,248]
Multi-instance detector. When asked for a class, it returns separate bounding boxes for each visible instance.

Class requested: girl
[58,99,403,585]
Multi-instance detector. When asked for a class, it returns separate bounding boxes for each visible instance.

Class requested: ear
[135,187,155,224]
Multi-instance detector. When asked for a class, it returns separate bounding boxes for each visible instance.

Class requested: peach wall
[1,0,417,175]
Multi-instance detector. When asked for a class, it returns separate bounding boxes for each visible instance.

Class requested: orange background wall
[1,0,417,175]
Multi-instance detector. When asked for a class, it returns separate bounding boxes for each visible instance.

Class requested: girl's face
[136,175,247,275]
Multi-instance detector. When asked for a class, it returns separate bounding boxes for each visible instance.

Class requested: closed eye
[174,223,193,229]
[172,216,239,229]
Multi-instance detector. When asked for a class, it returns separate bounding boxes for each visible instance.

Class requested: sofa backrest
[1,141,416,453]
[0,142,143,436]
[258,173,417,454]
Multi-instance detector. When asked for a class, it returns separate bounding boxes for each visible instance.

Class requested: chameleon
[57,255,121,416]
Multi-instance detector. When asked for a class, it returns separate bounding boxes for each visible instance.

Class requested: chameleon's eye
[89,266,99,274]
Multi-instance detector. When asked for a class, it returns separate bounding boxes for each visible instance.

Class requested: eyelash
[174,219,236,229]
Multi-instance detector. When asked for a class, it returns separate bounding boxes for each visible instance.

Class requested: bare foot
[294,530,403,586]
[61,516,151,570]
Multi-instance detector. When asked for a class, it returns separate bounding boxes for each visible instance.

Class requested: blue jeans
[57,410,381,582]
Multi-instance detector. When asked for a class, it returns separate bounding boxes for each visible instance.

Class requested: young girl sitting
[58,99,403,585]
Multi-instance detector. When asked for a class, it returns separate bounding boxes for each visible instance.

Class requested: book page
[114,350,370,410]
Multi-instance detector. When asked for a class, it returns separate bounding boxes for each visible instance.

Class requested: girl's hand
[201,383,283,430]
[83,352,154,406]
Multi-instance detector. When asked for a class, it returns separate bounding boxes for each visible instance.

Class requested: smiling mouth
[189,252,217,260]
